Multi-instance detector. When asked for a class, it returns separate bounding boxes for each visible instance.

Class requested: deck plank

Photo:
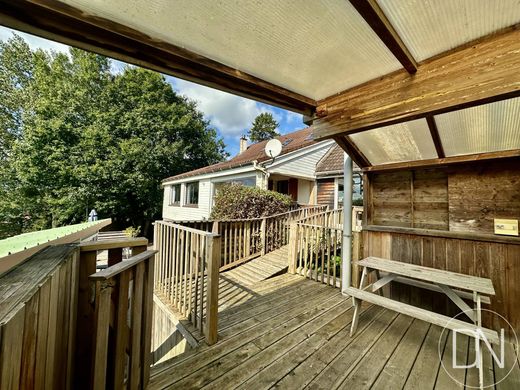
[370,319,431,390]
[403,324,447,389]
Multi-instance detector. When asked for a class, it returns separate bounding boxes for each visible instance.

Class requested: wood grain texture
[313,26,520,138]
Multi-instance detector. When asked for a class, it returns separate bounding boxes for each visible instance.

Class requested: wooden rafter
[313,26,520,139]
[426,116,445,158]
[0,0,316,115]
[333,136,371,168]
[349,0,417,74]
[362,149,520,172]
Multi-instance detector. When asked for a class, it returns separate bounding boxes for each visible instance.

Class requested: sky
[0,27,305,157]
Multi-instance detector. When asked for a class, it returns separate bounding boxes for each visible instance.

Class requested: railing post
[205,234,220,345]
[260,218,267,256]
[288,223,299,274]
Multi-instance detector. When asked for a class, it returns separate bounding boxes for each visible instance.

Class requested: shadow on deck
[150,274,520,389]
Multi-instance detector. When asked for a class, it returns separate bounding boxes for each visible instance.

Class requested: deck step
[224,245,288,285]
[343,287,499,344]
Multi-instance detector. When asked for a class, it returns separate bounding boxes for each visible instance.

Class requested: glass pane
[435,98,520,157]
[349,119,437,165]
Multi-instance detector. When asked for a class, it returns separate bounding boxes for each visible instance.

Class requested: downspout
[253,161,270,189]
[342,153,353,294]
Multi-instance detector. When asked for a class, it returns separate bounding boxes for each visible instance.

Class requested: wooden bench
[345,257,498,389]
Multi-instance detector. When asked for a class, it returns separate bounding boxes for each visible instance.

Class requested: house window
[276,180,289,195]
[170,184,181,205]
[185,182,199,206]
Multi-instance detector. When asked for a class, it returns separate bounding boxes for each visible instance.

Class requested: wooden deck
[224,246,289,285]
[150,274,520,389]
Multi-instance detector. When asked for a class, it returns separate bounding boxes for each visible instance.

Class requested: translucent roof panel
[435,98,520,157]
[349,119,437,165]
[64,0,402,100]
[377,0,520,61]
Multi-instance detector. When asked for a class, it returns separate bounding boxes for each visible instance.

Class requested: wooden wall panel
[372,171,412,227]
[365,230,520,340]
[448,162,520,234]
[413,169,448,230]
[317,179,334,209]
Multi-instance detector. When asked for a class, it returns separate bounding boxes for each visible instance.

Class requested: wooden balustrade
[154,221,220,345]
[288,211,364,289]
[88,250,156,390]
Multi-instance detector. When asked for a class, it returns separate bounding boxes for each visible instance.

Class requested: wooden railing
[288,208,363,289]
[0,237,155,390]
[154,221,220,345]
[187,205,328,271]
[88,249,156,389]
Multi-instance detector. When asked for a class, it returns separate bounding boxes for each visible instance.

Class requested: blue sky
[0,27,305,157]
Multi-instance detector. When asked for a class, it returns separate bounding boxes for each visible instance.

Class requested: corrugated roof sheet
[435,98,520,157]
[377,0,520,62]
[65,0,401,100]
[349,119,437,165]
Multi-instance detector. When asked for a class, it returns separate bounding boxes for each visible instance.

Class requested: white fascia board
[261,140,335,170]
[162,164,256,186]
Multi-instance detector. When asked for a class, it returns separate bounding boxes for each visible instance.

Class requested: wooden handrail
[89,250,157,280]
[79,237,148,251]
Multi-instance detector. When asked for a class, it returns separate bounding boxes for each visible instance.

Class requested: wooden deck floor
[224,246,289,285]
[150,274,520,390]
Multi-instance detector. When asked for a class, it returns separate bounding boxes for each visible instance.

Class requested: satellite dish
[265,139,282,159]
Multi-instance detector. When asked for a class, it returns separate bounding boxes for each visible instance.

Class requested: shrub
[210,183,292,220]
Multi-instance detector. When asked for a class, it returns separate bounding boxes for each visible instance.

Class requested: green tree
[247,112,279,142]
[0,35,227,238]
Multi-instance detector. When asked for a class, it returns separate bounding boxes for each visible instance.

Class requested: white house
[161,127,338,221]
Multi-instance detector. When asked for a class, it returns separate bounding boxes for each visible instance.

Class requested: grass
[0,219,110,258]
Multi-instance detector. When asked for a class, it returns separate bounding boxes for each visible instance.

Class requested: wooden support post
[132,245,147,256]
[91,282,112,390]
[108,248,122,267]
[287,223,299,274]
[260,218,267,256]
[205,234,221,345]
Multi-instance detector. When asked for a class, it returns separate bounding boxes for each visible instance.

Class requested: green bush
[210,183,292,220]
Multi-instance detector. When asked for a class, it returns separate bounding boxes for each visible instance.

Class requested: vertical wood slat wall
[0,246,79,390]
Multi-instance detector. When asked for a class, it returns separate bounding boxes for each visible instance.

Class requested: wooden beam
[362,149,520,172]
[426,116,445,158]
[349,0,417,74]
[0,0,316,116]
[313,25,520,139]
[333,136,371,168]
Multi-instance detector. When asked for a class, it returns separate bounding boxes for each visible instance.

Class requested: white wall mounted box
[494,219,519,236]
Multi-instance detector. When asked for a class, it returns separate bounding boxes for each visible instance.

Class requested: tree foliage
[247,112,279,143]
[0,35,227,238]
[210,183,292,220]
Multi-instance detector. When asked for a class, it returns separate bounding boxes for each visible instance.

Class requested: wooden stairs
[223,245,289,285]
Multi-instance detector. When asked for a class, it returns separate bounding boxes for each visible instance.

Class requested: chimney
[239,135,247,154]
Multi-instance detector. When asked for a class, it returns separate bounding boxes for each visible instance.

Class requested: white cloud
[0,27,69,53]
[285,111,303,124]
[170,77,280,138]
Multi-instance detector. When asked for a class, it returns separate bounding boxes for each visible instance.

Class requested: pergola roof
[2,0,520,170]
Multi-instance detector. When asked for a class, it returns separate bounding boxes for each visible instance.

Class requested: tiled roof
[316,144,360,175]
[163,127,316,182]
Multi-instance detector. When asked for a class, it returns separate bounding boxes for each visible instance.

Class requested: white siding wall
[269,143,332,180]
[162,179,212,221]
